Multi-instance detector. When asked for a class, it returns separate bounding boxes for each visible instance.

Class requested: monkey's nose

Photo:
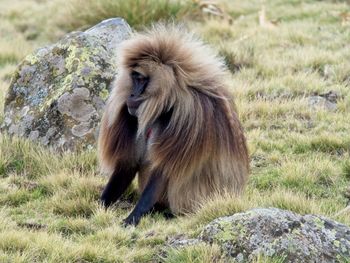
[127,107,138,116]
[126,97,143,108]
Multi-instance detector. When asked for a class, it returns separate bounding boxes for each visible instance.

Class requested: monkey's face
[126,70,149,116]
[123,62,176,118]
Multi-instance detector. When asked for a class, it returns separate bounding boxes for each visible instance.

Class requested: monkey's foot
[122,214,140,226]
[100,196,112,208]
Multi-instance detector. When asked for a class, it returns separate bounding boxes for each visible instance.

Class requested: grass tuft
[343,160,350,180]
[161,244,223,263]
[58,0,196,31]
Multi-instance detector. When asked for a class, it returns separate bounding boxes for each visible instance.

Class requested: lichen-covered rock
[199,208,350,262]
[308,96,337,111]
[308,91,339,112]
[2,18,131,151]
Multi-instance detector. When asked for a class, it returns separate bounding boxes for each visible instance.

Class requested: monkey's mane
[102,24,248,181]
[120,24,228,93]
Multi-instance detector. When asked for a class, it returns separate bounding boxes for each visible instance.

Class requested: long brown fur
[98,24,249,214]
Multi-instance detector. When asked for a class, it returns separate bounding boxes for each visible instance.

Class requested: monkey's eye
[131,71,149,96]
[131,71,148,85]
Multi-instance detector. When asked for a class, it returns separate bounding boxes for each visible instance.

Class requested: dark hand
[122,213,140,226]
[100,193,113,208]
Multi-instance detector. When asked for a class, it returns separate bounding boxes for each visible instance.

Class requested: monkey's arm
[123,169,166,226]
[100,162,138,207]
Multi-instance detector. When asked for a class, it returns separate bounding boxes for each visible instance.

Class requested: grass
[161,244,223,263]
[0,0,350,262]
[57,0,197,31]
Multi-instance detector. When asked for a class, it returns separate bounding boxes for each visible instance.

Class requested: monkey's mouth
[126,98,144,116]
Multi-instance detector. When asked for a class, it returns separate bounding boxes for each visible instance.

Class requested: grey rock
[198,208,350,262]
[308,96,337,111]
[28,130,39,141]
[308,91,339,112]
[72,122,93,137]
[167,235,202,248]
[2,18,132,151]
[57,88,97,122]
[168,208,350,262]
[319,90,339,103]
[85,18,132,64]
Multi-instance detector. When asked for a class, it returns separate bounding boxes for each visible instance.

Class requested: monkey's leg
[123,169,166,226]
[153,203,175,219]
[100,163,138,208]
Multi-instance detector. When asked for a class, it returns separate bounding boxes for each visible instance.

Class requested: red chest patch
[146,128,152,139]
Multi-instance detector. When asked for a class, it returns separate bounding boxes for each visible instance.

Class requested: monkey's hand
[122,214,140,226]
[100,193,113,208]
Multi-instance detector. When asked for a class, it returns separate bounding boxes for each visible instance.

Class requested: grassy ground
[1,0,350,262]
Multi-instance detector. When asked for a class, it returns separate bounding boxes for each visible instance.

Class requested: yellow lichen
[99,88,109,101]
[24,53,39,65]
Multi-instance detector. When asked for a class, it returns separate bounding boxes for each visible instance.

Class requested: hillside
[0,0,349,262]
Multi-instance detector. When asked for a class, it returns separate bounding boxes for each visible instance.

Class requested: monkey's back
[168,109,249,213]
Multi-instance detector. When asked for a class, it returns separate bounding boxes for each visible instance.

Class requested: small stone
[319,90,339,103]
[308,95,337,111]
[168,238,202,247]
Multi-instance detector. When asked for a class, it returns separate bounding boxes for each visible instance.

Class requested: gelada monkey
[98,24,249,226]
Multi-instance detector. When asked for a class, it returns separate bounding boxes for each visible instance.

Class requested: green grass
[58,0,197,31]
[0,0,350,262]
[161,244,223,263]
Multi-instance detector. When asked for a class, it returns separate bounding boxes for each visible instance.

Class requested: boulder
[2,18,132,151]
[170,208,350,262]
